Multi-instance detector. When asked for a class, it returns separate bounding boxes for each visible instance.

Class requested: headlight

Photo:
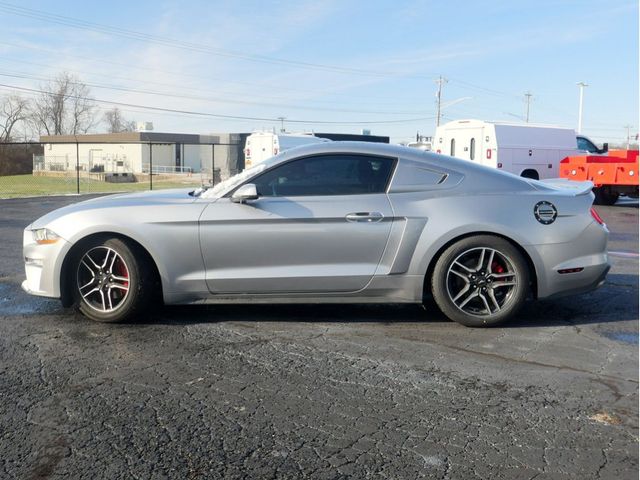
[32,228,60,245]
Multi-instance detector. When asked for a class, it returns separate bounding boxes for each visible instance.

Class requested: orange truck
[559,149,639,205]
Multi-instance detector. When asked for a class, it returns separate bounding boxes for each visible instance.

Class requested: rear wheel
[431,235,530,327]
[72,237,153,322]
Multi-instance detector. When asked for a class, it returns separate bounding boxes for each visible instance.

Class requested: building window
[450,139,455,156]
[470,138,475,160]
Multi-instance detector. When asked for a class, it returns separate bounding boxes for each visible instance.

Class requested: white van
[433,119,605,180]
[244,132,331,168]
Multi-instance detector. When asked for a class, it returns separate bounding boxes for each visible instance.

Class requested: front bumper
[22,227,72,299]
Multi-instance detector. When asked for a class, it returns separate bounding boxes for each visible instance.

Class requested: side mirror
[231,183,259,203]
[601,142,609,154]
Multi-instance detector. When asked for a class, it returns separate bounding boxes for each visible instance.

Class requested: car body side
[22,142,609,307]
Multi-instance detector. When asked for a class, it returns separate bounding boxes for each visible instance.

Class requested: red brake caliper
[115,259,129,288]
[491,261,504,274]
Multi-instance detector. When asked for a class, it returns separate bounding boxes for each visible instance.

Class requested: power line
[0,82,436,125]
[0,41,418,106]
[0,2,531,102]
[0,2,414,78]
[0,3,624,134]
[0,70,429,116]
[448,78,520,99]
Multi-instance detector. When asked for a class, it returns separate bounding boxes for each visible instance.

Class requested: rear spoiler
[535,178,594,196]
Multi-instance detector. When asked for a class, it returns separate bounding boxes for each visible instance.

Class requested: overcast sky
[0,0,637,143]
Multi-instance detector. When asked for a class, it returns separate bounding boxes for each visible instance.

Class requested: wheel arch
[60,232,163,307]
[422,231,538,301]
[520,169,539,180]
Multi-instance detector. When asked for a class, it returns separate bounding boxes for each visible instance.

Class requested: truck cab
[576,135,608,155]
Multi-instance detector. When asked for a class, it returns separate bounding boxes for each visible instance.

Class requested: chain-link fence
[0,141,243,198]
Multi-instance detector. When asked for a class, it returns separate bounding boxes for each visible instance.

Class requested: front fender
[45,202,207,301]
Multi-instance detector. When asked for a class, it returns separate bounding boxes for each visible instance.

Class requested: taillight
[558,267,584,274]
[590,207,605,226]
[245,149,250,157]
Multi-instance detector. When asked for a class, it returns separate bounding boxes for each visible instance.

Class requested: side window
[251,154,395,197]
[470,138,475,160]
[450,139,456,156]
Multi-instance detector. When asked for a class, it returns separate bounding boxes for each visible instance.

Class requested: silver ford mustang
[22,142,610,326]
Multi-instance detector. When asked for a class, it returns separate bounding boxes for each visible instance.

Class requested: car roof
[266,141,542,194]
[275,141,417,159]
[270,141,516,178]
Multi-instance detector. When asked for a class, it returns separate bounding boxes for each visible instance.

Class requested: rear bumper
[542,262,610,300]
[528,221,611,299]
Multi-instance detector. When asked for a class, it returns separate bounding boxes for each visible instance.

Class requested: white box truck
[244,132,331,168]
[433,119,606,180]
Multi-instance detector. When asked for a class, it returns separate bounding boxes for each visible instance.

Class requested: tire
[431,235,530,327]
[72,237,154,323]
[593,187,619,206]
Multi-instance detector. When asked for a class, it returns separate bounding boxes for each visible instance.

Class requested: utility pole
[576,82,588,134]
[524,92,533,123]
[624,124,633,149]
[435,76,448,127]
[277,116,286,133]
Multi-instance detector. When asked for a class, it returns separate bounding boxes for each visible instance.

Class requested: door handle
[345,212,384,223]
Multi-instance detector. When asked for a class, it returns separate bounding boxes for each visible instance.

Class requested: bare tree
[0,94,30,142]
[103,107,136,133]
[0,94,36,175]
[30,72,97,136]
[69,80,97,134]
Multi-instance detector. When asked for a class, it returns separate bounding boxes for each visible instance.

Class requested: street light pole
[524,92,533,123]
[576,82,588,134]
[277,116,286,133]
[624,124,633,149]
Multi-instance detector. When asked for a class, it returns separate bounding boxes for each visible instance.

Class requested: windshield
[199,153,284,198]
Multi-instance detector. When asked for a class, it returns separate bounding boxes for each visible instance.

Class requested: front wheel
[431,235,530,327]
[72,237,154,322]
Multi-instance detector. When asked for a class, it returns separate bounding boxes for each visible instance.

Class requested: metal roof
[40,132,221,144]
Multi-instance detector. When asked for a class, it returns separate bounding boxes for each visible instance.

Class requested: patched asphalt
[0,195,637,479]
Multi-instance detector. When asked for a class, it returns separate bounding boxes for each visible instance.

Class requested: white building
[38,132,243,181]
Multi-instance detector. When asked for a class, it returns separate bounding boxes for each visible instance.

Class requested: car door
[199,153,396,294]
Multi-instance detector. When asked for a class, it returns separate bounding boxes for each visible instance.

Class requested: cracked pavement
[0,196,638,479]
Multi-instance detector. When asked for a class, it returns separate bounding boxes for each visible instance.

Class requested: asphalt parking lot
[0,195,637,479]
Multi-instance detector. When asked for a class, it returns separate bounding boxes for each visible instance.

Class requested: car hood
[30,188,198,229]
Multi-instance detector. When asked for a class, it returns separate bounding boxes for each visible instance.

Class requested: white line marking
[609,251,640,258]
